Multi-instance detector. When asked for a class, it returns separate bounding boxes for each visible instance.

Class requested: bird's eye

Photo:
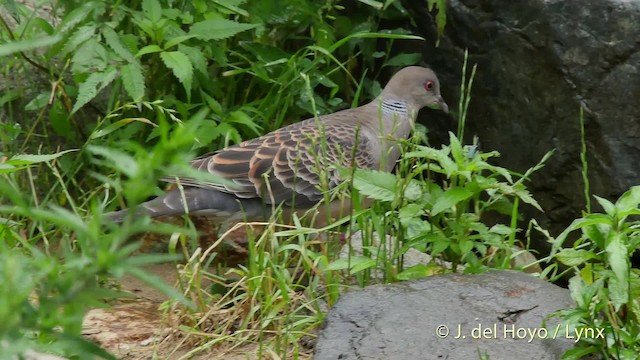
[424,81,434,91]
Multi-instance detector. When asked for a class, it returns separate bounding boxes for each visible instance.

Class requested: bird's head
[381,66,449,114]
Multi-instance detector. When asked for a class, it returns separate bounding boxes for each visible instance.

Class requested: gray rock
[401,0,640,250]
[314,271,575,360]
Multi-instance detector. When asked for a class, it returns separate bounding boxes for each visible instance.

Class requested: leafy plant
[548,186,640,360]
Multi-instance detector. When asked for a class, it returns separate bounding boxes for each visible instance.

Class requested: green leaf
[121,63,146,101]
[179,45,207,75]
[136,44,163,57]
[72,67,117,113]
[606,232,628,287]
[431,187,473,216]
[349,169,398,202]
[556,248,597,267]
[514,188,543,211]
[7,149,78,165]
[396,264,432,280]
[102,26,137,64]
[142,0,163,23]
[160,51,193,95]
[49,97,71,138]
[91,118,156,139]
[615,185,640,214]
[87,145,139,178]
[60,25,97,57]
[0,34,62,57]
[594,195,616,216]
[357,0,383,10]
[384,53,421,67]
[57,3,94,34]
[189,19,257,41]
[165,35,197,49]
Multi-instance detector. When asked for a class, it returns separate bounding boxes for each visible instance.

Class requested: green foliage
[346,132,551,274]
[1,0,450,357]
[548,187,640,359]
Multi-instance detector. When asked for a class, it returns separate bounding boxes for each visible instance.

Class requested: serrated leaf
[350,169,398,202]
[160,51,193,95]
[71,67,117,113]
[102,26,137,64]
[189,19,257,41]
[60,25,96,57]
[515,188,543,211]
[57,3,94,34]
[121,63,145,101]
[179,45,207,75]
[431,187,473,216]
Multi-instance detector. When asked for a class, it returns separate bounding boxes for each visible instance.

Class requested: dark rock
[313,271,575,360]
[399,0,640,250]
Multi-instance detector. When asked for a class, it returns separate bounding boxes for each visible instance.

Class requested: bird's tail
[104,187,266,223]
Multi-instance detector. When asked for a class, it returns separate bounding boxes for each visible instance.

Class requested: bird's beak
[438,96,449,114]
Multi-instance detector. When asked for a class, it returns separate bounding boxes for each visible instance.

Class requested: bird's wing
[166,111,377,207]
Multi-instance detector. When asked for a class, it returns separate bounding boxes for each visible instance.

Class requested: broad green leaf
[189,19,257,41]
[0,34,61,57]
[606,233,628,286]
[136,45,163,57]
[555,248,596,267]
[72,67,117,113]
[350,169,398,202]
[608,275,628,311]
[142,0,163,23]
[431,187,473,216]
[160,51,193,95]
[121,63,146,101]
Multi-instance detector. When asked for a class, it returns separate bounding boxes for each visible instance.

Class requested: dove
[105,66,448,225]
